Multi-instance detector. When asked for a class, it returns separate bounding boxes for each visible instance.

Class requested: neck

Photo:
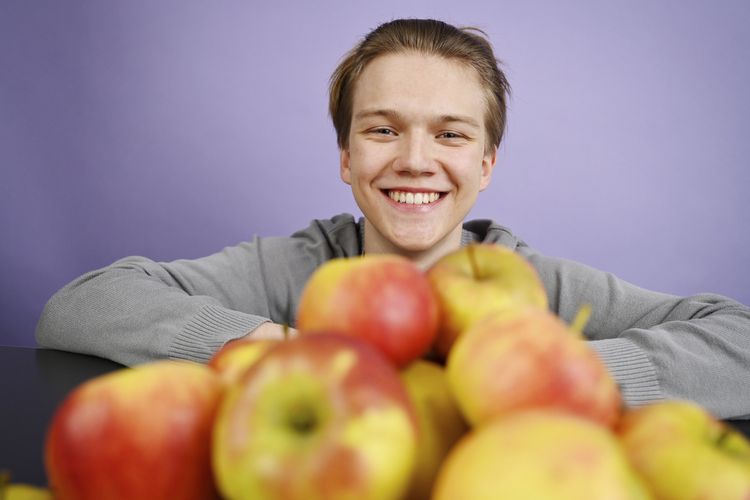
[362,219,463,270]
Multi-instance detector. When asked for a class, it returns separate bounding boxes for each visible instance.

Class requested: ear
[340,148,352,185]
[478,147,497,191]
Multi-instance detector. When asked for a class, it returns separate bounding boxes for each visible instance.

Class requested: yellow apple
[400,360,469,499]
[1,484,52,500]
[212,333,419,500]
[45,361,223,500]
[433,410,651,500]
[208,337,277,386]
[426,244,548,358]
[447,307,621,428]
[0,473,52,500]
[618,400,750,499]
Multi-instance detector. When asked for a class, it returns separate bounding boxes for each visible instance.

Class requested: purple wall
[2,1,749,346]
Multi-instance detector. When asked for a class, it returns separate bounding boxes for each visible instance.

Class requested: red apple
[426,244,549,358]
[212,333,419,500]
[618,400,750,499]
[45,361,223,500]
[447,307,621,428]
[208,338,277,386]
[296,254,439,367]
[433,410,650,500]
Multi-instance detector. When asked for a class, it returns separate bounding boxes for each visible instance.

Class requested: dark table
[1,345,749,488]
[0,346,123,486]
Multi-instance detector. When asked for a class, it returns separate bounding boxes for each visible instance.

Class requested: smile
[386,190,442,205]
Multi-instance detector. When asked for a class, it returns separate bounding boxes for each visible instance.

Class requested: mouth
[383,189,444,206]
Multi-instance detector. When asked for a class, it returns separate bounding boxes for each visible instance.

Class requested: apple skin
[400,360,469,500]
[447,307,621,428]
[426,244,548,358]
[617,400,750,500]
[45,361,223,500]
[212,333,419,500]
[208,338,277,386]
[433,410,651,500]
[0,483,52,500]
[296,254,439,368]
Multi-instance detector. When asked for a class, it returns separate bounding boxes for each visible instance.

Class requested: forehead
[351,52,487,121]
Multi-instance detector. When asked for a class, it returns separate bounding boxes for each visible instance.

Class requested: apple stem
[570,304,592,337]
[282,323,290,341]
[467,244,481,280]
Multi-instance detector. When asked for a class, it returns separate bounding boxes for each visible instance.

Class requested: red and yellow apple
[212,333,419,500]
[426,244,548,358]
[296,254,439,368]
[45,361,223,500]
[400,360,468,500]
[447,307,621,428]
[617,400,750,499]
[208,337,277,386]
[433,410,651,500]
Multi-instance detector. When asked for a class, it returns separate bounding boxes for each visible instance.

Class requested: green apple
[447,307,621,428]
[296,254,439,368]
[426,244,548,358]
[212,333,419,500]
[433,410,651,500]
[617,400,750,499]
[400,360,469,499]
[45,361,223,500]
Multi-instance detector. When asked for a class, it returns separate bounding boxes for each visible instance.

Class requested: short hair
[329,18,511,154]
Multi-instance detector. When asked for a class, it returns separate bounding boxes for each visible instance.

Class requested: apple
[0,484,52,500]
[426,244,548,358]
[400,360,469,500]
[212,333,419,500]
[296,254,439,368]
[447,307,621,428]
[45,361,223,500]
[617,400,750,499]
[0,473,52,500]
[433,410,651,500]
[208,337,277,386]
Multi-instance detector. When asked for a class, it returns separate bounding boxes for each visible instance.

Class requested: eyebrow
[353,108,480,128]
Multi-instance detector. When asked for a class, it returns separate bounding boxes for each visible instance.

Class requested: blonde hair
[329,18,511,154]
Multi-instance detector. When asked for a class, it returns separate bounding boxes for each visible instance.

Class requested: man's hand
[238,322,299,342]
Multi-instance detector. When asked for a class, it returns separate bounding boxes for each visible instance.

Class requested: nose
[393,132,436,175]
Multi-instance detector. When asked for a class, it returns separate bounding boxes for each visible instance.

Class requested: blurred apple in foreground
[618,400,750,499]
[208,337,277,386]
[212,333,418,500]
[45,361,223,500]
[447,307,621,428]
[400,360,468,500]
[296,254,439,367]
[433,411,651,500]
[0,472,52,500]
[426,244,548,358]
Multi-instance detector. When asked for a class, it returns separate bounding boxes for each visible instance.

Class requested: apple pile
[42,245,750,499]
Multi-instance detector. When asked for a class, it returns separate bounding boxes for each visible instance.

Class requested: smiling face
[340,52,496,268]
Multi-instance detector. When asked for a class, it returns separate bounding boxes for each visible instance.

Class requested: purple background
[2,1,748,347]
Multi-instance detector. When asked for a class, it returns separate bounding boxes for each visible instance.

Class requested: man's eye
[372,128,395,136]
[439,131,463,139]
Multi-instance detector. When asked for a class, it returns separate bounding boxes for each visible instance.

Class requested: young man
[36,19,750,419]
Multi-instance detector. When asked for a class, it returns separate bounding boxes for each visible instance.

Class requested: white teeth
[388,190,441,205]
